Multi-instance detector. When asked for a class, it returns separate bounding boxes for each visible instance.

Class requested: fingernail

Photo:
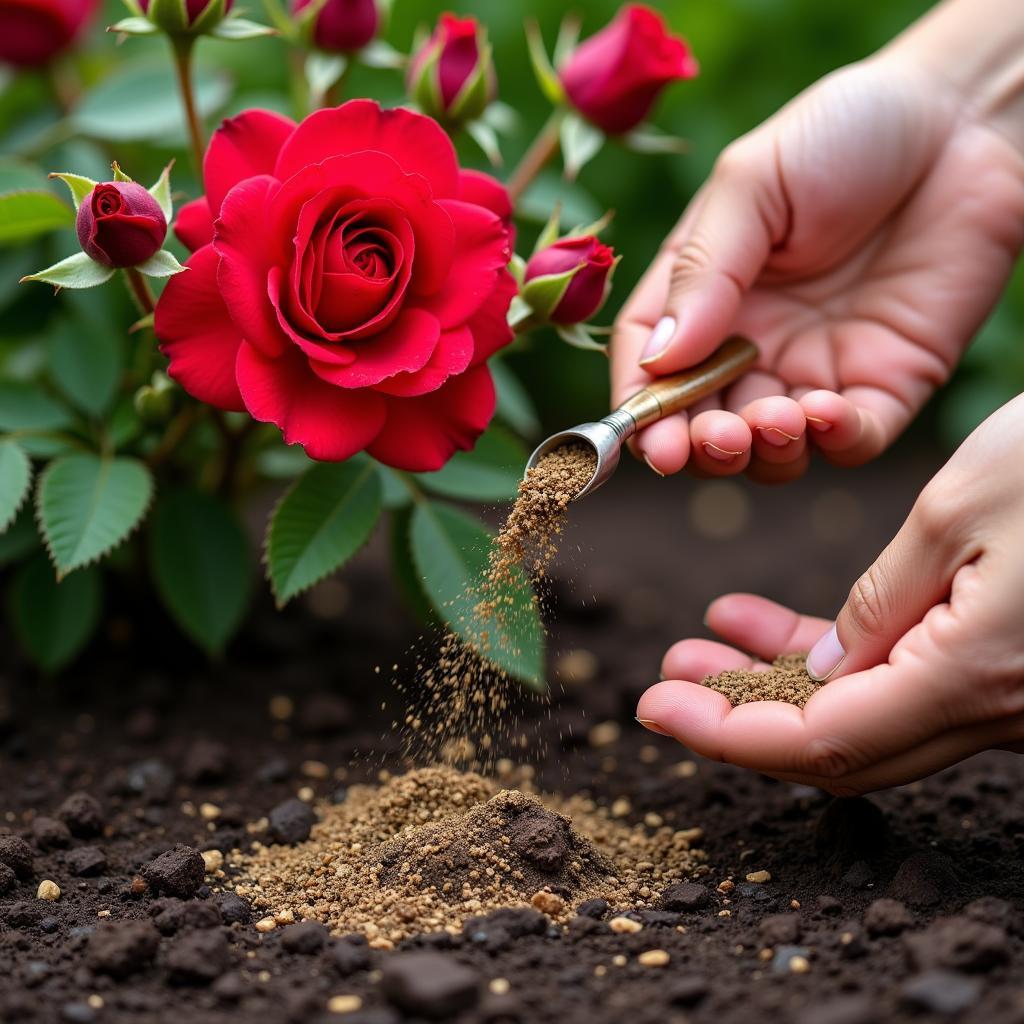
[806,624,846,682]
[635,716,670,736]
[757,426,801,446]
[702,441,743,462]
[639,315,677,364]
[643,453,665,477]
[806,416,832,433]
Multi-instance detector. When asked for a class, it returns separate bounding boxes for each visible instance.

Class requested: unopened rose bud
[0,0,99,67]
[76,182,167,269]
[138,0,233,32]
[523,236,616,325]
[560,4,698,135]
[292,0,378,52]
[407,13,495,125]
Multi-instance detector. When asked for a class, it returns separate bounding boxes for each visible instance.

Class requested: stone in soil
[381,951,480,1018]
[86,921,161,978]
[267,797,316,845]
[702,653,820,708]
[659,881,710,911]
[281,920,329,954]
[56,792,104,838]
[142,845,205,899]
[67,846,107,877]
[0,835,33,879]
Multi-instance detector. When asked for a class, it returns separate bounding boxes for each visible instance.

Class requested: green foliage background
[3,0,1021,449]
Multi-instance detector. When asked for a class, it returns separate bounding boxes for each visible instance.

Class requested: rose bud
[76,182,167,269]
[0,0,99,67]
[292,0,378,52]
[407,13,495,125]
[138,0,233,32]
[523,236,616,325]
[560,4,698,135]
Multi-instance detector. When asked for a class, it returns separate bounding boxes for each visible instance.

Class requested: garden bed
[2,449,1023,1024]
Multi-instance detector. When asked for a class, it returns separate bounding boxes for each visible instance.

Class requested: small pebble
[327,995,363,1014]
[638,950,670,967]
[746,870,771,884]
[609,917,642,934]
[255,917,277,933]
[37,880,60,901]
[201,850,224,874]
[489,978,510,995]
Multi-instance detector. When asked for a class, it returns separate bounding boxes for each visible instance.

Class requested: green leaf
[148,163,174,221]
[38,454,154,577]
[622,126,690,155]
[265,458,382,606]
[520,268,576,320]
[211,17,276,39]
[136,249,187,277]
[491,360,541,438]
[553,12,582,67]
[50,172,97,210]
[48,316,122,417]
[21,251,115,290]
[0,439,31,533]
[389,505,433,624]
[560,113,605,180]
[109,15,160,33]
[376,465,412,509]
[73,63,232,143]
[0,158,50,194]
[0,191,74,245]
[0,383,72,431]
[557,323,609,353]
[149,488,251,655]
[517,171,601,228]
[525,18,564,105]
[465,120,502,167]
[305,53,347,103]
[261,0,296,38]
[410,501,544,686]
[0,505,40,567]
[532,201,563,256]
[416,426,526,503]
[10,554,101,672]
[111,162,134,182]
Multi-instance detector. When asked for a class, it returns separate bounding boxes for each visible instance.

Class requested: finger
[661,638,771,682]
[637,145,787,374]
[634,413,691,475]
[742,396,807,465]
[705,594,832,659]
[639,642,975,779]
[799,390,888,466]
[804,496,961,682]
[688,410,752,475]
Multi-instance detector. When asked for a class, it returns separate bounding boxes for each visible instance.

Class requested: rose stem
[171,38,207,174]
[124,268,156,316]
[507,110,565,205]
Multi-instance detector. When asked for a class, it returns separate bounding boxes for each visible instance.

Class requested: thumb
[638,143,784,373]
[805,501,958,682]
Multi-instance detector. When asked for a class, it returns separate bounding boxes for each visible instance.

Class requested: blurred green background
[3,0,1022,449]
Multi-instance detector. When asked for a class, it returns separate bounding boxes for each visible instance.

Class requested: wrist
[884,0,1024,154]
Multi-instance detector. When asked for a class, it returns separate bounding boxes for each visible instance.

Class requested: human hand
[611,49,1024,481]
[636,395,1024,793]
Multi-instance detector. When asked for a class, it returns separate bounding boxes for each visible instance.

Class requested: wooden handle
[617,335,758,430]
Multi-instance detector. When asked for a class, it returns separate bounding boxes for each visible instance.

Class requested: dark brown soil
[3,444,1022,1024]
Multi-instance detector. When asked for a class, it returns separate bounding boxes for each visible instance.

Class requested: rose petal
[266,266,356,366]
[458,169,512,227]
[235,343,386,462]
[204,108,295,217]
[155,243,244,411]
[368,364,495,471]
[372,324,473,398]
[309,308,441,389]
[174,197,215,252]
[421,199,511,328]
[214,174,288,358]
[274,99,459,199]
[467,268,516,367]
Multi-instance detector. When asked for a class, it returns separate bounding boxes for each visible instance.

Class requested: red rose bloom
[560,4,698,135]
[0,0,99,67]
[292,0,378,53]
[76,182,167,268]
[155,101,515,471]
[525,236,615,325]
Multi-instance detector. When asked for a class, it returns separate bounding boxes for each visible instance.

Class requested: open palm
[612,57,1024,480]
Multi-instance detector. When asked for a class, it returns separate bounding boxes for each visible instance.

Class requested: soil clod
[381,951,480,1019]
[143,845,206,899]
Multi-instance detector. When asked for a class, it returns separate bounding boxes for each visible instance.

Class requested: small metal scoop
[525,335,759,500]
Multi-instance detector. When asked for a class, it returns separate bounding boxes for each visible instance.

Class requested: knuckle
[845,568,887,639]
[670,234,716,285]
[911,482,957,542]
[714,141,755,180]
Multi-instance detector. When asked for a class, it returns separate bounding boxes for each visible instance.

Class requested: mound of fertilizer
[702,653,820,708]
[229,766,704,946]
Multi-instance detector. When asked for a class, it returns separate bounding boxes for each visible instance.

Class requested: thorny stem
[507,109,564,206]
[124,268,156,315]
[171,38,206,175]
